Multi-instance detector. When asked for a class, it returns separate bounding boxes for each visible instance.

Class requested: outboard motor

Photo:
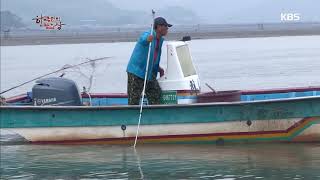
[32,77,82,106]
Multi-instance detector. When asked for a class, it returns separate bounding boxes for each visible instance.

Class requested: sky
[1,0,319,25]
[108,0,320,23]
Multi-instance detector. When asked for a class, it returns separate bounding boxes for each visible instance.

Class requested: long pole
[133,10,155,148]
[0,57,110,95]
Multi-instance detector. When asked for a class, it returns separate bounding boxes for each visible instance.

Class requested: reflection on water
[1,143,320,179]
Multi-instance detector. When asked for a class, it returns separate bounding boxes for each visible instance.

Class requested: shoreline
[1,29,320,46]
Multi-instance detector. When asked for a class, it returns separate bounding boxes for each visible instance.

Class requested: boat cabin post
[158,41,201,104]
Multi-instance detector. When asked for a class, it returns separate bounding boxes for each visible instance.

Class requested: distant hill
[109,0,320,24]
[1,0,200,27]
[2,0,318,27]
[0,11,25,30]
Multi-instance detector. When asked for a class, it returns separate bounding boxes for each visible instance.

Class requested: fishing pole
[134,9,156,148]
[0,57,110,95]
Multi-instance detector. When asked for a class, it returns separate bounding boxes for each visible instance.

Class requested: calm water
[1,36,320,179]
[1,143,320,179]
[1,36,320,97]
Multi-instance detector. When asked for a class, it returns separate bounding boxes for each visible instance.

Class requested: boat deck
[4,86,320,106]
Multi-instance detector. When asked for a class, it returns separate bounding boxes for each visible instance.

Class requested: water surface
[1,36,320,97]
[1,36,320,179]
[1,143,320,179]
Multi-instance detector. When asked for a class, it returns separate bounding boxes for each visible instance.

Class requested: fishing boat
[1,39,319,144]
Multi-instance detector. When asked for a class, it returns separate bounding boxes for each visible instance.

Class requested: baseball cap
[154,17,172,28]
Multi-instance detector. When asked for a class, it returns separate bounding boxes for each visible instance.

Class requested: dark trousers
[127,72,162,105]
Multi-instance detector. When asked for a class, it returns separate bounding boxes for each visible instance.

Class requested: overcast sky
[109,0,320,23]
[1,0,319,25]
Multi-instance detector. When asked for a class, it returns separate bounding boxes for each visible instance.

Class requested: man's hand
[159,67,165,77]
[147,35,153,42]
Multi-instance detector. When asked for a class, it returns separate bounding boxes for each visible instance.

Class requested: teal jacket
[126,30,164,80]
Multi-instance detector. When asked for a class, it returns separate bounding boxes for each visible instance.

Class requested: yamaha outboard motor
[32,77,82,106]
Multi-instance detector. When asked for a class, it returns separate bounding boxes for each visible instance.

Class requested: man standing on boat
[126,17,172,105]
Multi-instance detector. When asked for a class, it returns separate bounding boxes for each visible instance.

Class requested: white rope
[134,9,155,148]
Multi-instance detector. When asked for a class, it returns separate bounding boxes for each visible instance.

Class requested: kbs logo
[280,13,301,21]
